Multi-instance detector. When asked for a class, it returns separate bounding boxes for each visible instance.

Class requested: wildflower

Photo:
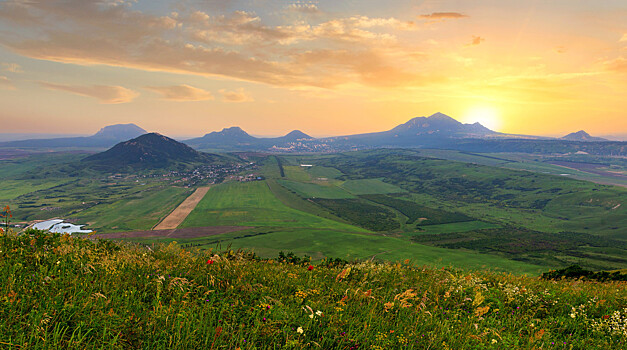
[316,310,323,316]
[307,265,314,271]
[207,259,214,264]
[491,339,497,344]
[297,327,304,334]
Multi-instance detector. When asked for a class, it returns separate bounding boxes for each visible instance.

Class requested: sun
[461,106,501,131]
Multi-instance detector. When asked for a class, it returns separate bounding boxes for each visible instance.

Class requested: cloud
[0,76,15,89]
[1,63,23,73]
[219,88,253,102]
[39,82,139,104]
[286,3,321,15]
[603,57,627,73]
[0,0,427,89]
[620,33,627,42]
[418,12,468,20]
[466,36,485,46]
[146,84,214,101]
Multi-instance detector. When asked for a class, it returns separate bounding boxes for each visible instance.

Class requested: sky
[0,0,625,138]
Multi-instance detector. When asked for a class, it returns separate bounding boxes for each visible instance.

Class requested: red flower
[207,259,214,265]
[603,315,611,320]
[307,265,314,271]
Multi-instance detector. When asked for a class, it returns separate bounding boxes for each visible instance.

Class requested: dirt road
[154,186,211,230]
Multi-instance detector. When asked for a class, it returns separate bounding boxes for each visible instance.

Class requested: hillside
[82,132,225,171]
[0,231,624,349]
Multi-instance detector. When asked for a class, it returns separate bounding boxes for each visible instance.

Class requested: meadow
[0,231,625,349]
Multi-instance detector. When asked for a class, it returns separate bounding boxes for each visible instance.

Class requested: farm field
[180,181,366,232]
[2,148,625,274]
[277,179,355,199]
[70,186,191,233]
[340,178,406,195]
[251,150,627,270]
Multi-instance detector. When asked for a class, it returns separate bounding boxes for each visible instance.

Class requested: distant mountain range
[82,133,225,171]
[185,127,313,150]
[0,123,146,148]
[1,113,624,156]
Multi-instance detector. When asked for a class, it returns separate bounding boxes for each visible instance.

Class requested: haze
[0,0,625,137]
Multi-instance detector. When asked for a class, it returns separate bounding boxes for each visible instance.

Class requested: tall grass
[0,230,625,349]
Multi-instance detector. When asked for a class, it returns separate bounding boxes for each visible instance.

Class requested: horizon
[2,112,627,141]
[0,1,625,136]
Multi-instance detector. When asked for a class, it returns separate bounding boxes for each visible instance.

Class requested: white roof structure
[32,219,92,234]
[33,219,64,230]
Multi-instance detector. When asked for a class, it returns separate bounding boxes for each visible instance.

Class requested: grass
[340,179,406,195]
[278,179,355,199]
[180,181,365,232]
[1,232,625,349]
[70,186,191,233]
[165,227,547,275]
[404,221,500,235]
[0,179,67,200]
[305,166,344,179]
[283,166,312,181]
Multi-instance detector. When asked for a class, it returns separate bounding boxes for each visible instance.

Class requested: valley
[3,141,624,275]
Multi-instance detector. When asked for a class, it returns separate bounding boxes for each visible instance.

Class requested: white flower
[56,261,60,265]
[296,327,304,334]
[491,339,497,344]
[316,310,323,316]
[309,314,314,319]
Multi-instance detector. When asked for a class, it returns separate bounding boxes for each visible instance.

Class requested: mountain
[82,133,222,171]
[185,127,257,150]
[561,130,608,142]
[273,130,313,142]
[0,123,147,148]
[92,124,147,141]
[184,127,314,151]
[387,112,496,137]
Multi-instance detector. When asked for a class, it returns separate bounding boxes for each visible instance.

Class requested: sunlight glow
[462,106,501,131]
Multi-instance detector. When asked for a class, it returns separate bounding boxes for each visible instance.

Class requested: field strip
[90,226,253,240]
[154,186,211,230]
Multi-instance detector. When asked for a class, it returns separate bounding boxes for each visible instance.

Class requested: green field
[180,181,365,231]
[278,179,355,199]
[70,186,191,232]
[0,179,67,200]
[283,166,312,181]
[305,165,344,179]
[340,178,406,195]
[362,194,473,225]
[175,227,546,275]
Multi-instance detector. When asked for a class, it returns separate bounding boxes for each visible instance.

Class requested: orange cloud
[603,57,627,73]
[0,1,422,90]
[418,12,468,20]
[146,85,214,101]
[219,88,253,102]
[39,82,139,104]
[466,36,485,46]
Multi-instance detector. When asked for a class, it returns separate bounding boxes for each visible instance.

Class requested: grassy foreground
[1,231,626,349]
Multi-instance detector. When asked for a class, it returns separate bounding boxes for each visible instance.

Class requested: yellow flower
[296,327,304,334]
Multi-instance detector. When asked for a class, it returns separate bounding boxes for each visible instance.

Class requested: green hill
[82,133,226,171]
